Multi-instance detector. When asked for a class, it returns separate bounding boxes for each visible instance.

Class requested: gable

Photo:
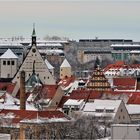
[114,101,131,123]
[12,45,56,85]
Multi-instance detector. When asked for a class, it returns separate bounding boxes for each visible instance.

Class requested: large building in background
[111,44,140,61]
[72,38,140,64]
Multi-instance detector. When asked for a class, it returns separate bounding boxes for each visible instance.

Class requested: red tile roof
[104,61,140,72]
[0,82,16,94]
[104,61,125,72]
[70,89,102,101]
[113,77,136,90]
[40,85,58,99]
[127,93,140,104]
[0,109,67,125]
[57,96,70,108]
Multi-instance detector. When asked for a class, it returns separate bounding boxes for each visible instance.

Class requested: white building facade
[0,49,18,78]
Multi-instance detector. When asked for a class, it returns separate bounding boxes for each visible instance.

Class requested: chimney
[20,70,26,110]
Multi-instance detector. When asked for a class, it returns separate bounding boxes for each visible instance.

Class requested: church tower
[12,26,56,85]
[60,58,72,79]
[32,24,36,46]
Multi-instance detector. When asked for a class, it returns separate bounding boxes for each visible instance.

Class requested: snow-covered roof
[0,93,37,111]
[83,99,121,113]
[39,49,64,55]
[0,49,18,59]
[64,99,85,107]
[126,104,140,115]
[111,44,140,47]
[21,117,69,124]
[37,43,62,47]
[45,59,54,70]
[60,58,71,68]
[37,40,68,44]
[130,50,140,53]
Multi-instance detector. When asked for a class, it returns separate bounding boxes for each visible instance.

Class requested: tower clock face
[32,48,36,53]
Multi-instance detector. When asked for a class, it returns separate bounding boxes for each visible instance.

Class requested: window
[44,76,46,79]
[136,128,139,131]
[3,61,6,65]
[106,109,114,113]
[12,61,15,65]
[121,109,123,112]
[7,61,10,65]
[48,77,49,79]
[95,109,104,112]
[7,74,10,78]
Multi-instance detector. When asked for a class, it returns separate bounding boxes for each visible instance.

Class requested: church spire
[32,23,36,46]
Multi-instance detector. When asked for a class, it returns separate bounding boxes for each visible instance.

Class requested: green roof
[26,72,42,91]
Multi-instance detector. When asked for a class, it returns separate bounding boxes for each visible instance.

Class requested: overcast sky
[0,0,139,41]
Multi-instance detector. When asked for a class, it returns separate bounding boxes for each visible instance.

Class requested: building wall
[0,58,18,78]
[111,124,140,140]
[13,45,56,85]
[114,101,131,124]
[48,86,64,110]
[60,67,72,79]
[83,53,102,64]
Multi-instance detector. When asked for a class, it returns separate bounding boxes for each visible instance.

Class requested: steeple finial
[32,23,36,37]
[31,23,36,46]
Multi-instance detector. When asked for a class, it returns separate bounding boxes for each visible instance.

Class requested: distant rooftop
[0,49,18,59]
[79,39,133,42]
